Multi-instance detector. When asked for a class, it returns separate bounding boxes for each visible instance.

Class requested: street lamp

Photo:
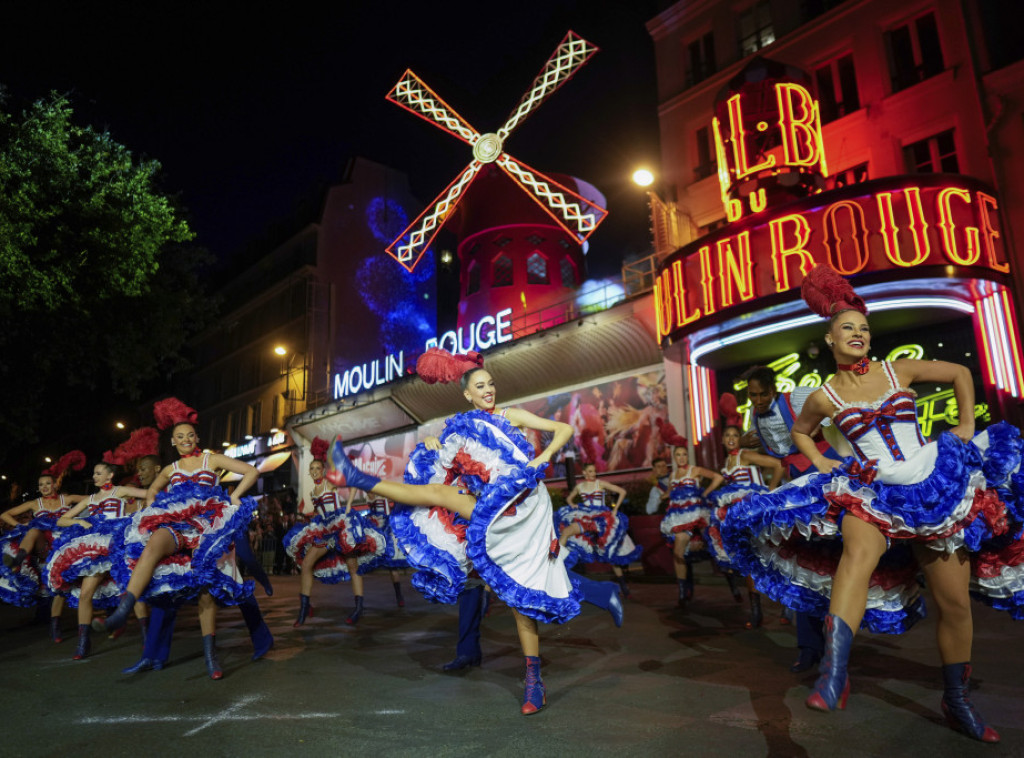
[632,168,655,187]
[115,421,125,430]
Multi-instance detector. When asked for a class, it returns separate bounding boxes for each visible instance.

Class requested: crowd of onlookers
[248,489,303,575]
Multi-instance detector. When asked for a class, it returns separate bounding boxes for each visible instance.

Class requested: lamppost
[273,345,306,424]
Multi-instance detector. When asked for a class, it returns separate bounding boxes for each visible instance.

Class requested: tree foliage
[0,90,210,465]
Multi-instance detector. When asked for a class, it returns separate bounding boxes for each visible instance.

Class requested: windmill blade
[385,160,484,271]
[498,31,598,141]
[496,153,608,241]
[386,69,480,145]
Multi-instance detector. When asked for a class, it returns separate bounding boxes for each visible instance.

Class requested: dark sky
[1,0,664,278]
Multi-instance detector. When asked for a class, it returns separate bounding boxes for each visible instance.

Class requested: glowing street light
[273,345,287,356]
[44,456,52,463]
[115,421,125,430]
[632,168,655,187]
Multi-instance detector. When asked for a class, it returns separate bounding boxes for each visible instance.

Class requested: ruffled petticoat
[660,484,710,542]
[110,481,257,606]
[707,482,769,572]
[390,410,581,624]
[45,518,127,610]
[283,510,386,583]
[363,508,409,569]
[556,504,641,568]
[722,424,1024,633]
[0,524,51,607]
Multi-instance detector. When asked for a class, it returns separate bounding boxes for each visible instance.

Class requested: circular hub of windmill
[473,133,503,163]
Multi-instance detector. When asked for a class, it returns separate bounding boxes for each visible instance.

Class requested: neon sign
[333,307,514,400]
[654,176,1010,339]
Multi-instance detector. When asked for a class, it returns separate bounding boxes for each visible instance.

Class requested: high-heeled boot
[138,616,149,650]
[725,572,743,602]
[293,593,313,627]
[346,595,364,625]
[124,606,176,673]
[235,536,273,596]
[393,581,405,608]
[202,634,223,680]
[521,655,546,715]
[50,616,63,644]
[94,591,136,633]
[326,436,380,491]
[744,592,763,629]
[683,559,694,601]
[941,663,1000,743]
[677,579,687,608]
[806,613,853,711]
[574,572,623,627]
[3,549,26,569]
[239,596,273,660]
[72,624,91,660]
[615,574,631,599]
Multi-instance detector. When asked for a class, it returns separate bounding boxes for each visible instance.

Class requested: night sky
[2,1,664,278]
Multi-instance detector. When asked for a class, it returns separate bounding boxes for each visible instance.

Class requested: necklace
[100,483,114,491]
[836,357,871,375]
[181,448,203,459]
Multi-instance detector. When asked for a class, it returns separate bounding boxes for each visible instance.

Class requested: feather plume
[719,393,743,428]
[800,264,867,318]
[310,436,329,462]
[153,397,199,430]
[415,348,484,385]
[656,417,688,448]
[113,427,159,463]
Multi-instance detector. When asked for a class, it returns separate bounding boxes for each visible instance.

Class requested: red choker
[181,448,203,459]
[837,357,871,375]
[313,477,323,486]
[100,483,114,491]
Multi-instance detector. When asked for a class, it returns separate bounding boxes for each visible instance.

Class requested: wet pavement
[1,569,1021,757]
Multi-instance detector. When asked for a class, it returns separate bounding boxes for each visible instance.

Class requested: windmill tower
[385,31,608,331]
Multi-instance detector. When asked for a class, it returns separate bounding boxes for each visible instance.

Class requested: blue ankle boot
[239,597,274,660]
[521,656,546,715]
[293,594,312,628]
[806,613,853,711]
[327,436,380,491]
[203,634,223,680]
[942,663,1000,743]
[345,595,364,625]
[95,591,136,633]
[72,624,91,660]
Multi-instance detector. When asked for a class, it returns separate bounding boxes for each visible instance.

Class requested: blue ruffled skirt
[660,484,709,542]
[46,517,128,610]
[556,504,641,567]
[0,525,48,607]
[363,508,409,569]
[283,509,386,583]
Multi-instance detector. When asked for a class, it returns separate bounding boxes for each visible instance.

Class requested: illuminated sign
[333,307,514,399]
[268,431,288,447]
[225,440,257,459]
[654,175,1009,340]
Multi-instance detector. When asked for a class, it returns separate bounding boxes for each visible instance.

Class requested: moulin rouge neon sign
[656,78,1010,340]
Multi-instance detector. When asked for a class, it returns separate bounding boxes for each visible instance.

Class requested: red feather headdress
[310,436,329,462]
[415,348,484,385]
[153,397,199,430]
[719,393,743,428]
[800,264,867,318]
[657,418,688,448]
[104,427,160,466]
[43,450,86,478]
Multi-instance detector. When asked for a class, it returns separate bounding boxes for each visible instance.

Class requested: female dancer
[706,395,782,628]
[101,398,262,679]
[285,437,385,626]
[0,453,85,640]
[724,265,1023,743]
[659,422,723,607]
[52,459,148,659]
[557,463,639,597]
[327,349,623,715]
[359,490,408,609]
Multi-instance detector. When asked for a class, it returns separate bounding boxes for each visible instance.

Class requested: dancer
[102,398,264,680]
[360,489,409,609]
[285,437,385,627]
[0,453,86,640]
[558,463,639,597]
[52,459,148,659]
[332,348,623,715]
[706,394,782,628]
[724,265,1023,743]
[658,422,723,608]
[742,364,845,671]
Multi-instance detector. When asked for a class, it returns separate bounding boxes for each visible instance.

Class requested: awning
[220,450,293,482]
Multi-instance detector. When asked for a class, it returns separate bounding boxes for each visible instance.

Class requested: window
[830,162,869,189]
[526,253,549,285]
[560,258,577,288]
[466,260,481,295]
[887,12,944,92]
[738,2,775,56]
[904,130,958,173]
[814,54,859,123]
[695,126,715,179]
[686,32,716,86]
[493,255,513,287]
[801,0,847,22]
[249,401,262,435]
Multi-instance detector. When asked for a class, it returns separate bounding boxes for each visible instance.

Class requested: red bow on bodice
[845,458,879,485]
[856,401,902,428]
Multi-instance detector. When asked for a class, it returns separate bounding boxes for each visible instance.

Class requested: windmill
[385,31,609,273]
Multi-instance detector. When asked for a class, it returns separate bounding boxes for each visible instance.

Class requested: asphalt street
[1,569,1021,758]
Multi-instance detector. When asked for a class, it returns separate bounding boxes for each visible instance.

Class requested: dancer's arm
[504,408,573,469]
[209,453,258,503]
[693,467,725,498]
[145,466,173,505]
[345,487,356,517]
[564,484,581,507]
[792,391,840,473]
[1,501,36,527]
[57,500,92,528]
[738,450,785,491]
[600,480,627,514]
[894,359,975,442]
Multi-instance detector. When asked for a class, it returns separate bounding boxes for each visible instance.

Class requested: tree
[0,90,208,467]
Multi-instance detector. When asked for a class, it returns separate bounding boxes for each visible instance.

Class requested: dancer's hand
[813,458,842,474]
[424,436,442,450]
[948,423,974,443]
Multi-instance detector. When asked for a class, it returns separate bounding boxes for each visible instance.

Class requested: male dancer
[742,365,842,673]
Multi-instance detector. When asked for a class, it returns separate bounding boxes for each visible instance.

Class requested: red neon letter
[672,259,702,327]
[977,191,1009,273]
[876,187,930,267]
[821,200,869,275]
[769,214,816,293]
[937,187,981,266]
[716,232,756,307]
[726,94,775,179]
[777,83,824,169]
[698,245,716,315]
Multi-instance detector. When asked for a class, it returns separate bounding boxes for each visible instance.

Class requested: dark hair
[138,455,161,467]
[171,421,197,434]
[651,456,668,467]
[38,473,55,482]
[722,424,743,435]
[460,367,488,391]
[96,461,119,478]
[741,365,776,391]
